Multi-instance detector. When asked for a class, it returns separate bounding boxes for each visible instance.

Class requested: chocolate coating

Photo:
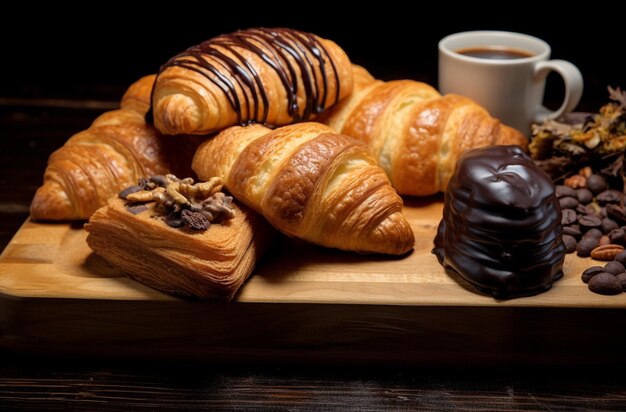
[433,146,565,299]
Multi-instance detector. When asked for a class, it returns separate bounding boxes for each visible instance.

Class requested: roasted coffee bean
[581,266,605,283]
[561,209,578,225]
[602,218,620,234]
[600,207,608,218]
[586,174,607,194]
[606,204,626,225]
[555,185,578,198]
[614,250,626,266]
[577,236,600,257]
[616,273,626,290]
[588,273,623,295]
[562,226,582,239]
[596,190,623,206]
[584,228,603,239]
[604,261,626,275]
[608,229,626,246]
[562,234,577,253]
[576,204,596,215]
[576,188,594,205]
[559,196,579,209]
[579,215,602,231]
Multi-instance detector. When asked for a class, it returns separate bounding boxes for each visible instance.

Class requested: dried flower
[530,86,626,185]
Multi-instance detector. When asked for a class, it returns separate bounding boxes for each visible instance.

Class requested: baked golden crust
[192,122,414,255]
[30,76,203,221]
[151,28,354,135]
[85,197,274,301]
[321,65,528,196]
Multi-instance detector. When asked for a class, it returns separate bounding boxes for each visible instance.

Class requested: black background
[3,6,622,111]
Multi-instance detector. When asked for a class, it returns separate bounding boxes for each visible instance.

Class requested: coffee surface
[456,46,533,60]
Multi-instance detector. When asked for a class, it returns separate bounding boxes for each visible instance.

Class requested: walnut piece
[117,174,235,231]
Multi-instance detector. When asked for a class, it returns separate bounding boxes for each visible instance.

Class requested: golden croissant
[30,75,203,221]
[192,122,415,255]
[321,66,528,196]
[150,28,353,135]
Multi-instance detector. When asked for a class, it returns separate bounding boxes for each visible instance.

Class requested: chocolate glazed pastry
[149,28,353,135]
[433,145,565,299]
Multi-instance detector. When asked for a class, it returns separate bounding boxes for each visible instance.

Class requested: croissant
[30,75,203,221]
[192,122,415,255]
[321,66,528,196]
[85,196,274,301]
[150,27,353,136]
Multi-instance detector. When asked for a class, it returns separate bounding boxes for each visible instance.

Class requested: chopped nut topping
[118,174,235,231]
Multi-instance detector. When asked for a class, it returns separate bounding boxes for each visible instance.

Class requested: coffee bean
[559,196,579,209]
[615,250,626,266]
[577,236,600,257]
[576,188,594,205]
[608,229,626,246]
[597,189,623,206]
[561,209,578,225]
[555,185,577,198]
[576,204,596,215]
[562,234,577,253]
[583,228,603,239]
[586,174,607,194]
[579,215,602,231]
[600,207,608,218]
[599,235,611,246]
[607,204,626,225]
[588,273,623,295]
[616,273,626,290]
[602,218,620,234]
[581,266,605,283]
[563,226,582,239]
[604,261,626,275]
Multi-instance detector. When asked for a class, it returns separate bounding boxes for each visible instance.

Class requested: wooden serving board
[1,198,623,307]
[2,199,626,365]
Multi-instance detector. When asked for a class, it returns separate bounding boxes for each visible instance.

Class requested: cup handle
[533,60,584,124]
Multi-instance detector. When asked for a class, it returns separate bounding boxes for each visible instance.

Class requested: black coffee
[457,46,534,60]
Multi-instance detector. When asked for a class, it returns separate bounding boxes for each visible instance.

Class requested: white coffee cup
[438,31,583,135]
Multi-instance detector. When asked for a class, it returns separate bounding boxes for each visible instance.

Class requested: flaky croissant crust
[30,75,202,221]
[322,66,528,196]
[192,122,414,255]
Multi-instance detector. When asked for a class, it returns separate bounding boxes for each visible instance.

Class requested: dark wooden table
[3,101,626,411]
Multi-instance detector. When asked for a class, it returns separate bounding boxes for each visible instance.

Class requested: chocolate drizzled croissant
[150,28,353,135]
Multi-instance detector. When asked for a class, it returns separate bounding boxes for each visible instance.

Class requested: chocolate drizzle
[433,146,565,299]
[157,27,340,126]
